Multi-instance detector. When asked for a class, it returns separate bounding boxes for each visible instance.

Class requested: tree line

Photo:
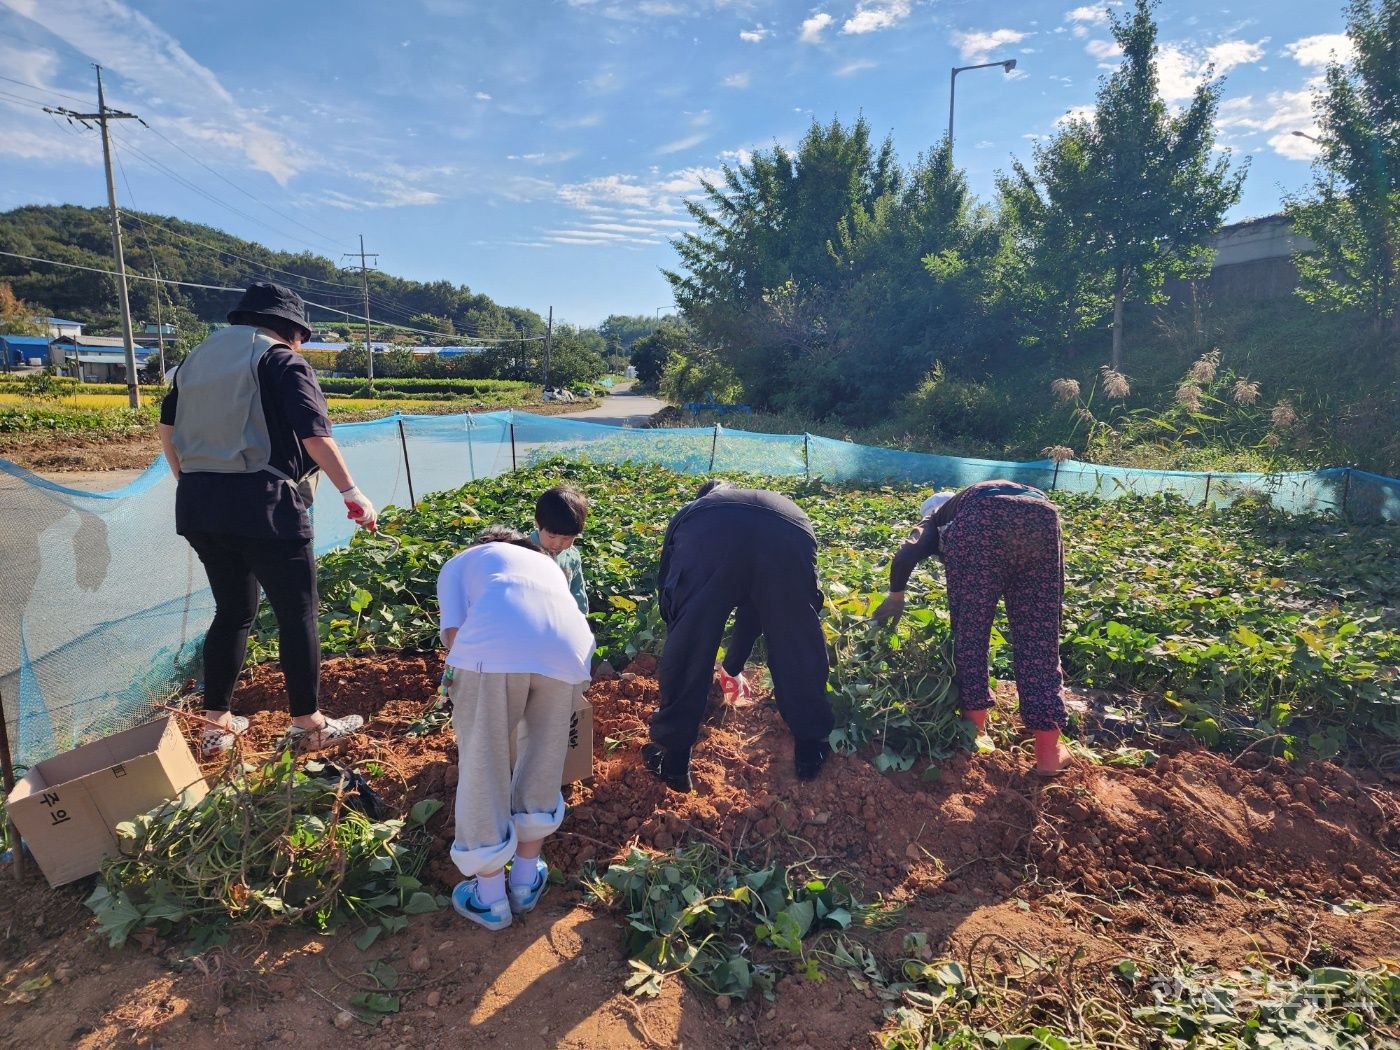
[655,0,1398,422]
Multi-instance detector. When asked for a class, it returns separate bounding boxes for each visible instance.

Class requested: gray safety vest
[171,326,318,500]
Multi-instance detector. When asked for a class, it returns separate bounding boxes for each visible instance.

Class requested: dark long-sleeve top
[657,486,814,590]
[888,480,1048,592]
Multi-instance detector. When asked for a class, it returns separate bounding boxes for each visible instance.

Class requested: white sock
[475,870,507,905]
[510,856,541,887]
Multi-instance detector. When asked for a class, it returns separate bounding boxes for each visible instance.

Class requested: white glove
[341,485,377,531]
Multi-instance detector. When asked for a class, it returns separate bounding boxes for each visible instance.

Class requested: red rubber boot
[964,708,988,732]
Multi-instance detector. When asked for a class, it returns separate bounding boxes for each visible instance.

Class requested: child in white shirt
[437,527,595,930]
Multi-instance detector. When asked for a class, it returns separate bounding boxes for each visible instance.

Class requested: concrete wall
[1210,216,1315,268]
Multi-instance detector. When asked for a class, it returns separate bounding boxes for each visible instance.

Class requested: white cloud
[506,150,580,164]
[656,132,708,154]
[836,58,877,76]
[2,0,302,184]
[558,164,722,216]
[1085,38,1122,61]
[799,12,833,43]
[722,71,751,89]
[1064,4,1107,24]
[1216,83,1319,159]
[718,147,753,165]
[1205,39,1266,72]
[474,91,492,101]
[841,0,911,35]
[1156,39,1265,102]
[952,28,1029,62]
[1284,33,1354,67]
[739,25,769,42]
[1268,130,1319,160]
[1054,103,1096,126]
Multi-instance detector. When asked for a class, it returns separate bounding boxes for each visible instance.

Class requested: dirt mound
[200,654,1400,910]
[1034,749,1400,902]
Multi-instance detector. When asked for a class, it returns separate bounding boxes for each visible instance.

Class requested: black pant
[185,531,321,717]
[653,509,832,752]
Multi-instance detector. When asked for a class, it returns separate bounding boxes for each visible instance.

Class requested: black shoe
[794,739,831,781]
[641,742,693,792]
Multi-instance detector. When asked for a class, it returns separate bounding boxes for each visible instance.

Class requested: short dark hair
[252,315,305,345]
[695,479,731,499]
[534,485,589,536]
[471,525,543,552]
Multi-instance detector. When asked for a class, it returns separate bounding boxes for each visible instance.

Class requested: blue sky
[0,0,1353,326]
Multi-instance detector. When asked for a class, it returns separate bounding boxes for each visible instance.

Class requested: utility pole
[151,264,168,380]
[343,235,378,384]
[46,66,143,407]
[542,305,553,390]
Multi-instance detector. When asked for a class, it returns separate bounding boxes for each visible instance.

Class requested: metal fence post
[804,432,811,481]
[709,423,719,473]
[1341,466,1353,519]
[397,416,417,509]
[1202,473,1213,508]
[510,415,517,472]
[1051,461,1060,491]
[464,412,476,482]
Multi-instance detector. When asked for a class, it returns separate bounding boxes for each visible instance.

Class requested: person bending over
[872,481,1073,776]
[644,480,833,791]
[437,527,594,930]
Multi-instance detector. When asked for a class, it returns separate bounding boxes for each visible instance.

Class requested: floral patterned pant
[942,493,1067,731]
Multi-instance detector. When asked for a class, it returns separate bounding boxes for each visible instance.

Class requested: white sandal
[286,714,365,754]
[200,715,249,757]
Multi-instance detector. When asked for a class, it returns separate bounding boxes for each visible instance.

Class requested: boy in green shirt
[530,485,590,616]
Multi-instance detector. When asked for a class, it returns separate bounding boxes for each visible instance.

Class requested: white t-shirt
[437,541,595,684]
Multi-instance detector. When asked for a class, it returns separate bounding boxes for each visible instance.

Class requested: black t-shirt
[160,347,333,540]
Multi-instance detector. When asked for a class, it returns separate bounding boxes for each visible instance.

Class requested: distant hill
[0,204,544,340]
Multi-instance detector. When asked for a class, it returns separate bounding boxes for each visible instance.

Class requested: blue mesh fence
[2,409,1397,768]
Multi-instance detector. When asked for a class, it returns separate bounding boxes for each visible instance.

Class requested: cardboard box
[7,716,208,887]
[508,692,594,786]
[562,694,594,785]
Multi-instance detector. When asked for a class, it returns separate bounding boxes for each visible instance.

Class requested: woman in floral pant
[872,480,1072,775]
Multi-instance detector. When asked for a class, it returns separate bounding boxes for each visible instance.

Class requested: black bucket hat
[227,282,313,341]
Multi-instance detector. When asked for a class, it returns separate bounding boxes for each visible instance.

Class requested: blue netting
[2,410,1397,767]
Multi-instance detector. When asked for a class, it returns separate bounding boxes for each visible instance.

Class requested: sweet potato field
[2,460,1397,1049]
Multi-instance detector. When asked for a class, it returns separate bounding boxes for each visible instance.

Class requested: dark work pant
[721,603,761,676]
[653,510,832,753]
[184,531,321,717]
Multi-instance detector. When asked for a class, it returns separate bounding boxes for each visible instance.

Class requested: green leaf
[408,798,444,825]
[355,925,383,951]
[402,891,440,915]
[350,991,400,1014]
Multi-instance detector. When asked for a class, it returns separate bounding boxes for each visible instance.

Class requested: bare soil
[1,652,1397,1049]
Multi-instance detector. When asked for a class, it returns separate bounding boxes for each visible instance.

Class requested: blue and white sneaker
[508,858,549,915]
[452,879,512,931]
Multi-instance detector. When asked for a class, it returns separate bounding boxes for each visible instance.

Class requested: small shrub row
[317,377,534,397]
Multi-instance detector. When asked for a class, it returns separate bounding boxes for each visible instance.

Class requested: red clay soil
[0,650,1397,1050]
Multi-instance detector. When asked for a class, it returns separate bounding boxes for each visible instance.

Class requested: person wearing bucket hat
[872,480,1073,777]
[158,282,375,758]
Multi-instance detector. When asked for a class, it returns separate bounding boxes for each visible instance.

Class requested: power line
[0,250,549,342]
[139,122,350,253]
[0,73,92,106]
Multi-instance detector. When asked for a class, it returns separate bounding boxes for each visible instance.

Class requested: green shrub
[660,352,744,405]
[899,363,1011,443]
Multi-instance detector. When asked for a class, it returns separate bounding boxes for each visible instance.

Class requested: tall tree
[0,282,45,335]
[1000,0,1245,369]
[1286,0,1400,335]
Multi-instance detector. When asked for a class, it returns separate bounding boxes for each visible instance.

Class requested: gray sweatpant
[448,668,585,878]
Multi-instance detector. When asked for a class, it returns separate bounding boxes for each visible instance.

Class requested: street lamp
[948,59,1018,162]
[1291,130,1319,143]
[656,305,677,320]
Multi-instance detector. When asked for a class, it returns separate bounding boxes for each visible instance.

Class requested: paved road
[556,384,668,427]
